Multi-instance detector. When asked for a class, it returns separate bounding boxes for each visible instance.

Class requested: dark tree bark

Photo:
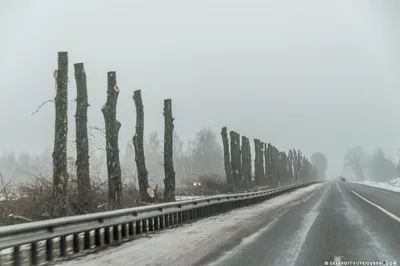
[52,51,69,218]
[266,143,273,186]
[254,139,264,187]
[229,131,242,191]
[234,132,243,191]
[163,99,176,202]
[74,63,91,214]
[241,136,252,190]
[288,150,294,183]
[259,141,265,185]
[263,143,269,186]
[230,131,238,191]
[102,72,122,210]
[272,146,280,186]
[292,149,300,183]
[221,127,234,192]
[132,90,151,203]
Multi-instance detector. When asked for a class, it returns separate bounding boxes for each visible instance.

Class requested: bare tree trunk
[254,139,262,187]
[272,146,280,187]
[263,143,269,186]
[234,133,243,191]
[163,99,175,202]
[230,131,242,191]
[259,141,265,185]
[288,150,294,183]
[221,127,233,192]
[230,131,238,192]
[74,63,91,214]
[52,51,69,218]
[102,72,122,210]
[241,136,252,190]
[266,143,273,186]
[132,90,151,203]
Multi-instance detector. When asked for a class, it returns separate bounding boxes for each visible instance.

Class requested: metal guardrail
[0,181,320,266]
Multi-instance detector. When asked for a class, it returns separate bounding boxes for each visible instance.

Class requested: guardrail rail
[0,181,320,266]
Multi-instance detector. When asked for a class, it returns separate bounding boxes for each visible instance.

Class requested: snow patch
[54,183,323,266]
[350,178,400,193]
[175,195,205,201]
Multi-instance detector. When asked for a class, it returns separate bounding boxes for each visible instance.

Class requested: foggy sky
[1,0,399,177]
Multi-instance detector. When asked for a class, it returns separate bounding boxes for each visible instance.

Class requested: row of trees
[50,52,179,217]
[221,127,318,193]
[344,146,399,182]
[2,51,322,220]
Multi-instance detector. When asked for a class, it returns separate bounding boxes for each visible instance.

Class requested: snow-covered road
[54,184,323,266]
[54,181,400,265]
[349,177,400,193]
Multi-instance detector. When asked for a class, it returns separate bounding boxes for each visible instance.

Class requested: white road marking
[351,190,400,223]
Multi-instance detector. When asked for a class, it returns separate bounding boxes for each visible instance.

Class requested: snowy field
[349,177,400,193]
[54,183,323,266]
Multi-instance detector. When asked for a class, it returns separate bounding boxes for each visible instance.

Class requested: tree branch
[31,100,54,116]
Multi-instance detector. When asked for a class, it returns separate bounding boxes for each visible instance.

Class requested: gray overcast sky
[0,0,399,176]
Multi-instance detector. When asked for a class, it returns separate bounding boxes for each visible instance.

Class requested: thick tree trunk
[272,146,280,187]
[102,72,122,210]
[132,90,151,203]
[241,136,252,190]
[163,99,176,202]
[74,63,91,214]
[229,131,238,192]
[288,150,294,183]
[234,133,243,191]
[254,139,262,187]
[259,141,265,185]
[229,131,242,191]
[263,143,269,186]
[266,143,273,186]
[52,51,69,218]
[221,127,233,192]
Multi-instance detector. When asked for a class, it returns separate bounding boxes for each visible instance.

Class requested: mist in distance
[0,0,400,181]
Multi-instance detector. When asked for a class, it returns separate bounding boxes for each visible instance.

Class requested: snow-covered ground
[54,183,323,266]
[175,195,205,201]
[350,177,400,193]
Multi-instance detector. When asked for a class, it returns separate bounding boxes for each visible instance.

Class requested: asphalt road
[201,181,400,266]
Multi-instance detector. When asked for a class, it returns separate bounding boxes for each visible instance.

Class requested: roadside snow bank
[55,183,324,266]
[350,178,400,193]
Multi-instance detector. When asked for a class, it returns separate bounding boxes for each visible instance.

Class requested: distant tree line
[221,127,318,193]
[344,146,399,182]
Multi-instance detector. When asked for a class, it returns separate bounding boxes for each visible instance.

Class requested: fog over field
[1,0,400,181]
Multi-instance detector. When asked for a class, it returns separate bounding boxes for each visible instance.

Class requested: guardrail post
[73,233,80,253]
[13,246,20,266]
[60,236,67,256]
[121,223,127,238]
[148,218,154,231]
[113,225,120,242]
[160,215,165,229]
[154,217,159,230]
[95,229,101,246]
[104,227,110,244]
[135,220,141,235]
[178,212,182,223]
[46,239,53,261]
[84,231,91,249]
[128,222,134,236]
[142,220,148,233]
[31,242,38,265]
